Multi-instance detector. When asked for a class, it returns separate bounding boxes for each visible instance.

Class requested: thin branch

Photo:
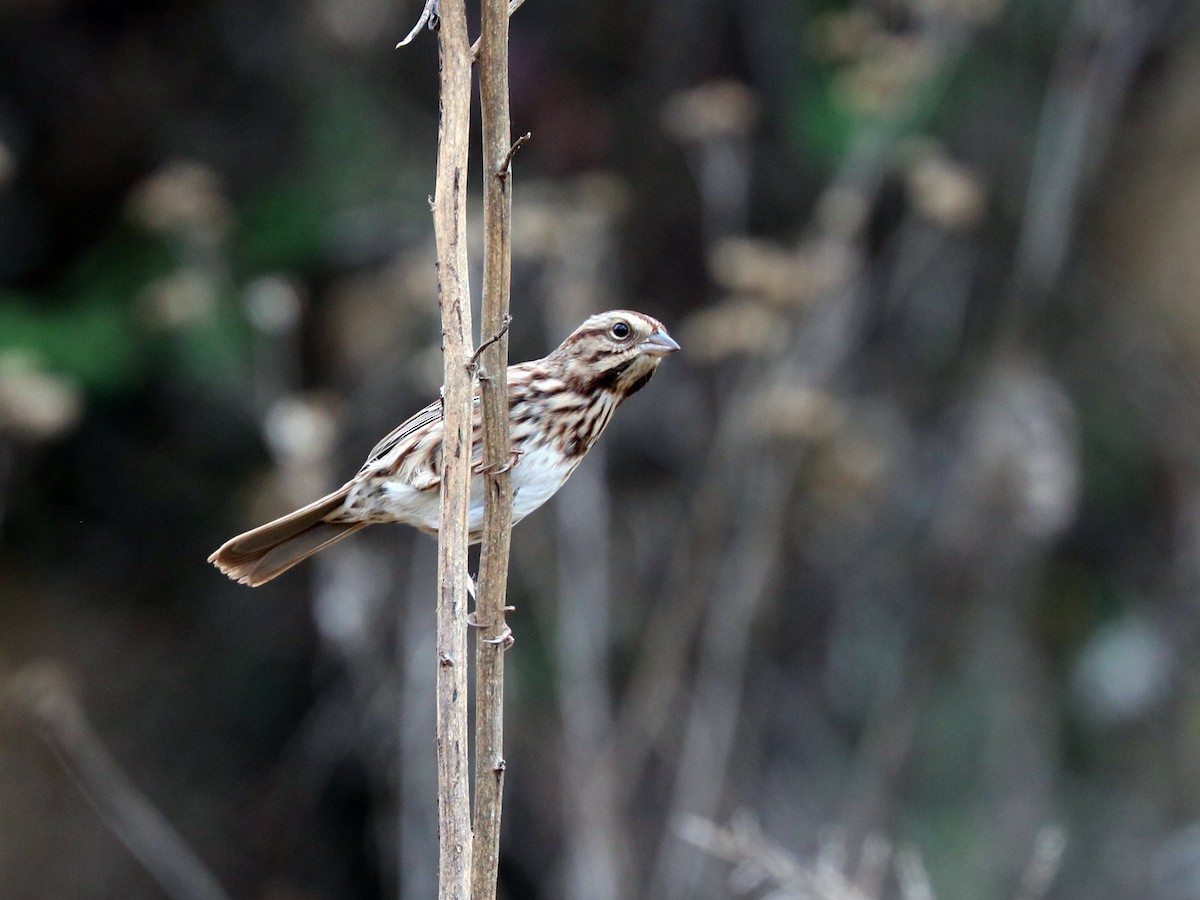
[469,0,528,58]
[396,0,440,48]
[471,0,517,893]
[430,0,475,893]
[2,663,232,900]
[497,133,531,181]
[469,313,512,371]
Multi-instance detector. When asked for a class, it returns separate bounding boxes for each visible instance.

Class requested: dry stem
[469,0,528,58]
[471,0,516,893]
[430,0,475,893]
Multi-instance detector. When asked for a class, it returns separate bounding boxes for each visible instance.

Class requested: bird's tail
[208,485,366,587]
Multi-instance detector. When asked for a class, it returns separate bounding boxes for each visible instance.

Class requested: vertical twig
[429,0,475,893]
[472,0,516,892]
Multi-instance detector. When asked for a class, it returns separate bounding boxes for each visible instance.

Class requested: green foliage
[0,69,437,403]
[0,292,136,391]
[790,68,867,167]
[163,297,253,389]
[0,224,256,394]
[235,186,328,276]
[235,86,428,277]
[0,228,176,391]
[307,87,404,204]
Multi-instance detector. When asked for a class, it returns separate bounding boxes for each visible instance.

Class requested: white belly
[505,442,578,525]
[361,441,578,536]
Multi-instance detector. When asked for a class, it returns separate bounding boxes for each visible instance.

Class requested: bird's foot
[483,626,514,648]
[477,447,524,475]
[467,606,515,648]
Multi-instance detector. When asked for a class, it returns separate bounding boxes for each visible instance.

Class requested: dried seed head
[661,81,761,142]
[263,394,339,468]
[682,300,789,363]
[807,10,881,62]
[244,276,304,335]
[832,35,934,115]
[905,149,986,230]
[744,384,846,442]
[0,351,83,443]
[710,236,857,311]
[140,270,218,331]
[126,160,232,242]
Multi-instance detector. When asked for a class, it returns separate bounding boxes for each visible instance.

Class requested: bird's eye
[610,321,631,340]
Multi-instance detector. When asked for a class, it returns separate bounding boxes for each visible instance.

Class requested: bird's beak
[640,328,681,357]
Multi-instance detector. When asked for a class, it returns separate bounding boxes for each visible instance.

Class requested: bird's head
[550,310,680,398]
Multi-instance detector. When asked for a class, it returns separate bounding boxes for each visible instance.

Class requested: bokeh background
[2,0,1200,897]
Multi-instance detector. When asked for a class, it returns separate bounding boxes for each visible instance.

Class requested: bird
[209,310,680,586]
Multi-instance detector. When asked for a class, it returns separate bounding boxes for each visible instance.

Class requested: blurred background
[2,0,1199,897]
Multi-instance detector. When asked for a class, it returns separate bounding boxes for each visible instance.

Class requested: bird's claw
[478,447,524,475]
[467,612,514,648]
[483,626,514,648]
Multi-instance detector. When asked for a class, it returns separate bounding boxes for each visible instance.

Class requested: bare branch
[471,0,517,892]
[429,0,475,893]
[497,133,532,181]
[469,0,528,59]
[396,0,440,48]
[469,312,512,371]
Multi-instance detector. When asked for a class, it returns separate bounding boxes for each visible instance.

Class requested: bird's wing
[362,397,444,468]
[358,394,487,492]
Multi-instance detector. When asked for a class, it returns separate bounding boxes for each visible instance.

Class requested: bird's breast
[508,442,580,523]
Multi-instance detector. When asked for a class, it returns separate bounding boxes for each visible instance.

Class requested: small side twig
[469,0,528,58]
[396,0,440,48]
[497,133,532,181]
[396,0,441,47]
[469,313,513,371]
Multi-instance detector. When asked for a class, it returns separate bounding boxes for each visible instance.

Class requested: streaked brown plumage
[209,310,679,586]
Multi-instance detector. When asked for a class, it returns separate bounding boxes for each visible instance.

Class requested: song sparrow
[209,310,679,586]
